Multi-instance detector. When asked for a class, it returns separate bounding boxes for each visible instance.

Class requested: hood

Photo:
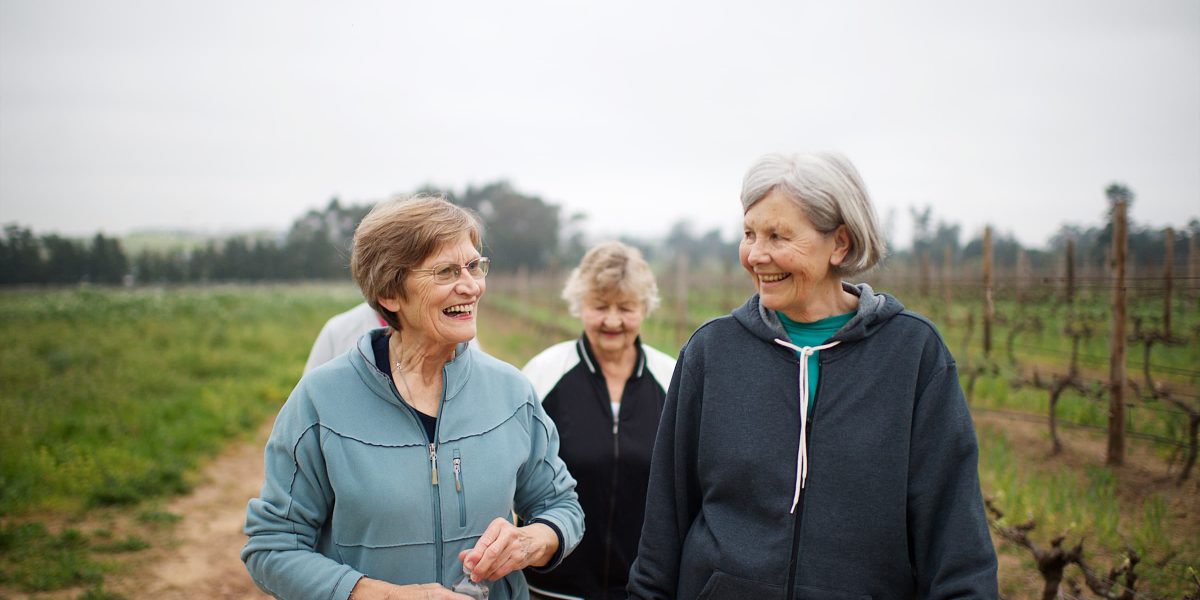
[732,281,905,347]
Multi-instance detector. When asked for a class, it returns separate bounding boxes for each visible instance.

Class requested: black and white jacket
[521,335,676,600]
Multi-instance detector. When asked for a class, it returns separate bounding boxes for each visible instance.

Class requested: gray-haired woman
[627,154,997,599]
[521,241,675,600]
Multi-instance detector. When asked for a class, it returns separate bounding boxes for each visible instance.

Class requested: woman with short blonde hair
[522,241,675,600]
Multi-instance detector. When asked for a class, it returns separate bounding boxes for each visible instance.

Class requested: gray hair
[561,241,661,317]
[740,152,887,276]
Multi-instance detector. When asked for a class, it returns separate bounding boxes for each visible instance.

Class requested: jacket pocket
[453,448,467,528]
[696,570,784,600]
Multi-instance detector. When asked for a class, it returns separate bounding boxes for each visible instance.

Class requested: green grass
[0,283,363,592]
[0,284,362,515]
[977,422,1198,595]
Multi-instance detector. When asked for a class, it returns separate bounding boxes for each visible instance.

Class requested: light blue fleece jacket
[242,329,584,600]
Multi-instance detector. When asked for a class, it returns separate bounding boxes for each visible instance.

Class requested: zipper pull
[453,457,462,492]
[429,443,439,486]
[612,419,619,436]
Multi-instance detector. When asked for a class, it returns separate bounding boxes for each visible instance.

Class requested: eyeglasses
[409,257,491,284]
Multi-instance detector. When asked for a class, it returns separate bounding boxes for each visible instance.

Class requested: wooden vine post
[1065,238,1076,308]
[1107,189,1129,467]
[1163,227,1174,338]
[942,245,953,319]
[983,226,994,360]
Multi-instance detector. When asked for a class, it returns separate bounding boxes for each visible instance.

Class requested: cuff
[526,518,566,573]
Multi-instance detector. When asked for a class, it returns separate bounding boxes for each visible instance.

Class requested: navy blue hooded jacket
[627,283,997,599]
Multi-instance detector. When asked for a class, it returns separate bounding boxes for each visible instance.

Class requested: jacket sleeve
[241,387,363,600]
[513,386,585,570]
[907,359,999,599]
[627,349,701,600]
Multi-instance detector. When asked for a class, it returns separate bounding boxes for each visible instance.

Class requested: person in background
[243,195,584,600]
[627,153,997,599]
[521,241,675,600]
[304,302,386,373]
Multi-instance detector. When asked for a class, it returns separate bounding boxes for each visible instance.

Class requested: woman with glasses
[243,195,584,600]
[520,241,675,600]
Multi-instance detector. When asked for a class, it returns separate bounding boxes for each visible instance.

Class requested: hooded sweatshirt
[627,283,997,600]
[242,330,584,600]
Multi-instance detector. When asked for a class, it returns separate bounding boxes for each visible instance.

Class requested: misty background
[1,0,1198,279]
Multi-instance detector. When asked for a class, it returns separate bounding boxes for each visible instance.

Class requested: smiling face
[378,233,485,350]
[580,289,645,357]
[739,187,850,321]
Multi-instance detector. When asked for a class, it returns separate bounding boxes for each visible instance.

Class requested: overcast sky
[1,0,1197,248]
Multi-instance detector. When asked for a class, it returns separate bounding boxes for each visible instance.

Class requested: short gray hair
[740,152,886,276]
[561,241,660,317]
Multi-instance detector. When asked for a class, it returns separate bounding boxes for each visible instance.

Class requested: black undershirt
[372,333,438,442]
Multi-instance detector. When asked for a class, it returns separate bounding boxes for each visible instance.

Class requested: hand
[457,518,559,583]
[349,577,471,599]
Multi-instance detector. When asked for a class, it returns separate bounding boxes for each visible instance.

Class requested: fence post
[1163,227,1174,338]
[942,245,953,320]
[674,252,690,347]
[920,250,931,300]
[983,226,994,360]
[1107,196,1128,467]
[1065,238,1076,308]
[1016,249,1029,311]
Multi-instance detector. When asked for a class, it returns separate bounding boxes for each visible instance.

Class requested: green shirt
[777,310,856,413]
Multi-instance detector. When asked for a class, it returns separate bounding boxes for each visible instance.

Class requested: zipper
[431,364,449,585]
[785,357,825,600]
[429,443,439,485]
[453,449,466,528]
[601,386,623,597]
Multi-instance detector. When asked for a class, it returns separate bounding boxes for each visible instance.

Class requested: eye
[743,230,754,240]
[435,264,460,280]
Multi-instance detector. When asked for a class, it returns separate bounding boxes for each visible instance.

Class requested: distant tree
[456,181,560,272]
[0,224,43,284]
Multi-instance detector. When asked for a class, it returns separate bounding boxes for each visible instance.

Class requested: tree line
[2,180,1196,286]
[0,181,577,285]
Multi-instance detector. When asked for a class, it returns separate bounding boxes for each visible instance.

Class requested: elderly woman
[243,196,584,600]
[520,241,675,600]
[627,154,997,599]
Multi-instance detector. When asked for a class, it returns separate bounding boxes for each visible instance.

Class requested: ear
[378,295,401,313]
[829,224,852,267]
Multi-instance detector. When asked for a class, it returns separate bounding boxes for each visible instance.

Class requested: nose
[602,308,622,327]
[745,240,771,266]
[452,269,481,295]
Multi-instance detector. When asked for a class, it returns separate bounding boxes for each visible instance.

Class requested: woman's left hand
[457,518,558,583]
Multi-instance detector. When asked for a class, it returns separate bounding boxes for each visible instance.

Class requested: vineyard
[0,220,1197,598]
[484,224,1200,598]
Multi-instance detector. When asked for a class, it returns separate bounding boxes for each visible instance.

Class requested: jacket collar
[576,333,648,379]
[352,327,474,407]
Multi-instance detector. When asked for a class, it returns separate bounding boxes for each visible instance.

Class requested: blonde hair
[561,241,660,317]
[351,195,482,331]
[740,152,887,276]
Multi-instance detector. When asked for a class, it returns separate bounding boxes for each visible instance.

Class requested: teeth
[759,273,789,282]
[444,304,474,314]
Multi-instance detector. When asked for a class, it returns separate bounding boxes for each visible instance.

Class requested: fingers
[463,517,529,582]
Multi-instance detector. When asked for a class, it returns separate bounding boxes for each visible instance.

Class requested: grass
[0,283,363,592]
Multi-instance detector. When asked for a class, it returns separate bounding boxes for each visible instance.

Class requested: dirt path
[104,423,273,600]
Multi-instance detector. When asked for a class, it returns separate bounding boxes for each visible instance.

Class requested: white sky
[1,0,1197,249]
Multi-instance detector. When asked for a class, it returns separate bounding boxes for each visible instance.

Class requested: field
[1,281,1198,598]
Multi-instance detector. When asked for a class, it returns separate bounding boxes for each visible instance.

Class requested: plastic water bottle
[449,565,489,599]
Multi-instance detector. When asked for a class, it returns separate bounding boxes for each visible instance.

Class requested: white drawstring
[774,338,840,513]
